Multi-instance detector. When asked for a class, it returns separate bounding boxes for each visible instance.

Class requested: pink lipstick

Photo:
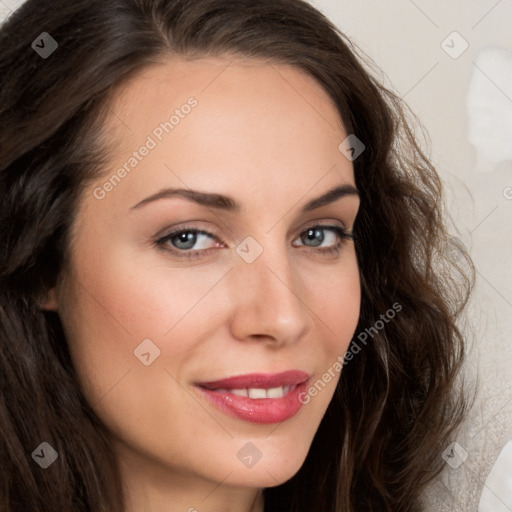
[194,370,310,424]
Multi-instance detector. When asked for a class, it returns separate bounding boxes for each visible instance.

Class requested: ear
[40,287,59,311]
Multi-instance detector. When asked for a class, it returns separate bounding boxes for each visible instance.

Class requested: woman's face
[46,56,361,506]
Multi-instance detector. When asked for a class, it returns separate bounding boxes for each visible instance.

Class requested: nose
[228,241,312,348]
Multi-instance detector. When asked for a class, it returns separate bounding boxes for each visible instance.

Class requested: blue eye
[164,229,216,251]
[156,224,353,261]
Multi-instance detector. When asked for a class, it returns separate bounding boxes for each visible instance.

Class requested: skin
[43,56,361,512]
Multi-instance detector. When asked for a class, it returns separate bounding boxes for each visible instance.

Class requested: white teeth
[212,385,297,398]
[248,388,267,399]
[266,386,285,398]
[231,388,249,397]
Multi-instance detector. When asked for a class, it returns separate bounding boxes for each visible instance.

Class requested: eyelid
[295,217,348,235]
[155,221,224,245]
[156,218,352,241]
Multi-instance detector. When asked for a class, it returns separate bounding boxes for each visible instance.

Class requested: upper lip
[196,370,310,390]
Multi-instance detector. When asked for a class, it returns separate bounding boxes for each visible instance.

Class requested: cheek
[309,252,361,351]
[290,251,360,405]
[57,254,217,457]
[65,236,221,341]
[57,245,210,405]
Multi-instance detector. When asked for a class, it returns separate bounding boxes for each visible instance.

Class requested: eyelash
[155,223,354,261]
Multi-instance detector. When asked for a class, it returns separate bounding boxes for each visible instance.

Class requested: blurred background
[1,0,511,510]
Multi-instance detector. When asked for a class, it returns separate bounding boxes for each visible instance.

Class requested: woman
[0,0,475,510]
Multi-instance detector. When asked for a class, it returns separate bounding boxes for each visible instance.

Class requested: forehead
[86,56,354,216]
[107,55,342,127]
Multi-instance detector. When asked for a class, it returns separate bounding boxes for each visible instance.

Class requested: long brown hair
[0,1,474,510]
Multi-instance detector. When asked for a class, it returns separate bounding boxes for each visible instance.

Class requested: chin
[223,445,309,488]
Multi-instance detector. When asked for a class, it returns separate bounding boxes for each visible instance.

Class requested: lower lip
[194,381,309,424]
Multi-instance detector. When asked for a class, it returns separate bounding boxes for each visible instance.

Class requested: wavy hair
[0,0,474,510]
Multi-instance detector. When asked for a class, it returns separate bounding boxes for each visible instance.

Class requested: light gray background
[1,0,511,510]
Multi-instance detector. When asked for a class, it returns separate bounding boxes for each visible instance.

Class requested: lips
[194,370,310,424]
[197,370,309,390]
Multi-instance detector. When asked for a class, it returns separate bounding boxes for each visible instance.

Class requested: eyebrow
[130,183,359,213]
